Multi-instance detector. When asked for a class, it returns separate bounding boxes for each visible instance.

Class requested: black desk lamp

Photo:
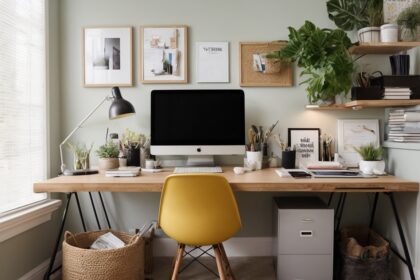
[60,87,135,176]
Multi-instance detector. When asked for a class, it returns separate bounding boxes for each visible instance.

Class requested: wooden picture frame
[288,128,321,168]
[239,41,293,87]
[83,26,133,87]
[140,25,188,84]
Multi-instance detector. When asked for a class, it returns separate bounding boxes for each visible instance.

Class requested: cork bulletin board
[239,41,293,87]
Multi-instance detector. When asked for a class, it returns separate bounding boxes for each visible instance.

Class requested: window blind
[0,0,47,214]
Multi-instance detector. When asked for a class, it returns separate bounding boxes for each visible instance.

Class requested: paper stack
[383,87,411,100]
[387,109,420,143]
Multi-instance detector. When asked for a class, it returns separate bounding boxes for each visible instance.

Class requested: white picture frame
[196,42,229,83]
[288,128,320,168]
[83,27,133,87]
[140,25,188,84]
[337,119,380,167]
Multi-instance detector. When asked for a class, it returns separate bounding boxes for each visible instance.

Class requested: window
[0,0,47,215]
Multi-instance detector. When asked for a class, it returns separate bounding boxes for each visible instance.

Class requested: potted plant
[357,0,384,43]
[121,128,147,166]
[397,2,420,42]
[267,21,353,104]
[67,142,93,170]
[95,141,120,172]
[354,143,385,175]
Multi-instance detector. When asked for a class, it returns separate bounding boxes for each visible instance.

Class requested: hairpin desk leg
[335,193,347,232]
[74,192,87,232]
[327,193,334,207]
[369,193,379,228]
[43,192,73,280]
[98,192,111,229]
[88,192,101,229]
[386,192,416,280]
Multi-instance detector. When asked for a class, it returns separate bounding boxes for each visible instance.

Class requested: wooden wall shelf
[349,42,420,55]
[306,100,420,110]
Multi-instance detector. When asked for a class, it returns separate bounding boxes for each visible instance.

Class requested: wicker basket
[63,230,144,280]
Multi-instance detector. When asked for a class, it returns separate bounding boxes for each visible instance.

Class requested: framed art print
[83,27,133,87]
[196,42,229,83]
[337,119,380,167]
[288,128,320,168]
[140,25,188,84]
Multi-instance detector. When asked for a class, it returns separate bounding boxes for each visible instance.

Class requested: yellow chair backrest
[158,174,242,246]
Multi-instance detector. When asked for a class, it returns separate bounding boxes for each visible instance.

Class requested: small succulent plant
[354,143,384,161]
[95,141,119,159]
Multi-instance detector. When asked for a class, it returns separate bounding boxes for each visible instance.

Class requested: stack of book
[383,87,411,100]
[387,109,420,143]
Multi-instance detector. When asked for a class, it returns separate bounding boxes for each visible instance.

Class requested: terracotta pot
[98,158,119,173]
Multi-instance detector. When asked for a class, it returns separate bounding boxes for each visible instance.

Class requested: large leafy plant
[327,0,383,30]
[267,21,353,103]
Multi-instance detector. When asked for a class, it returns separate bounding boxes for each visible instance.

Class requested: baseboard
[153,237,274,257]
[19,251,62,280]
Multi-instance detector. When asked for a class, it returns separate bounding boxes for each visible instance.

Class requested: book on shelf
[383,96,411,100]
[384,87,411,92]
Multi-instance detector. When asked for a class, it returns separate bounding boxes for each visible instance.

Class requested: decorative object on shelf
[287,128,320,168]
[354,143,385,174]
[140,25,188,83]
[321,133,335,161]
[196,42,229,83]
[239,42,292,87]
[397,2,420,41]
[267,21,353,104]
[389,54,410,75]
[351,71,384,100]
[337,119,380,167]
[121,128,147,167]
[83,27,133,87]
[59,87,135,176]
[66,142,93,170]
[358,0,384,43]
[96,141,120,173]
[380,23,399,42]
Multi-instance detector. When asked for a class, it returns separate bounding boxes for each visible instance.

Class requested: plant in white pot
[354,143,385,175]
[95,141,120,173]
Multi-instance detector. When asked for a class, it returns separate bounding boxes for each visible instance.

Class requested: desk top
[34,168,419,193]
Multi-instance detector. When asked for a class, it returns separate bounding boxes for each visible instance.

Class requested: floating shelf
[306,100,420,110]
[349,42,420,55]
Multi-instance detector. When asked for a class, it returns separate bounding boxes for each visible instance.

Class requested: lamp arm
[60,95,113,173]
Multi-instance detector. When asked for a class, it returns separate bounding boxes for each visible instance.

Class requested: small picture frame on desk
[288,128,320,168]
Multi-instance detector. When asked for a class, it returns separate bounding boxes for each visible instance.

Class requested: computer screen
[151,89,245,153]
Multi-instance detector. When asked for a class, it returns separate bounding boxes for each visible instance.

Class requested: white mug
[145,159,160,169]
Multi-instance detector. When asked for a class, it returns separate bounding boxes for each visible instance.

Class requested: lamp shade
[109,87,136,119]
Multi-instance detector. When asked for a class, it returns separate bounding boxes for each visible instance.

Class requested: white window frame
[0,0,61,243]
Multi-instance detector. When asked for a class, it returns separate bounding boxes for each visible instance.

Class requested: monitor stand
[186,155,215,166]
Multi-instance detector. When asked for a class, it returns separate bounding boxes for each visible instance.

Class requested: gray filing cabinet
[274,197,334,280]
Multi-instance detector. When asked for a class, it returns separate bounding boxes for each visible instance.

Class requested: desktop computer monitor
[151,89,245,166]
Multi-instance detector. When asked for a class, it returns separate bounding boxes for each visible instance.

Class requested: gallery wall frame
[83,26,133,87]
[239,41,293,87]
[140,25,188,84]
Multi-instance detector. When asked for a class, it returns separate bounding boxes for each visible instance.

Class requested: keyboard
[173,166,223,174]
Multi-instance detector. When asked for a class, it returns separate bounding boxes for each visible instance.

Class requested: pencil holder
[246,151,263,170]
[281,150,296,169]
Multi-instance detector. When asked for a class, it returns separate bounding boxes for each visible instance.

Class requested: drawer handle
[301,218,313,223]
[300,230,313,237]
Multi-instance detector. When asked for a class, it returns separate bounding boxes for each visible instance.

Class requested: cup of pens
[246,151,263,170]
[281,149,296,169]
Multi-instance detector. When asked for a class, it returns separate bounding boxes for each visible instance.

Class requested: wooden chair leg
[213,244,227,280]
[218,243,235,280]
[171,244,185,280]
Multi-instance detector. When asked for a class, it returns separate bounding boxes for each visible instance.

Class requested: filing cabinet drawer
[277,209,333,255]
[277,254,333,280]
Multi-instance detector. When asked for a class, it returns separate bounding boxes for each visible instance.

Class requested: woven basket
[63,230,144,280]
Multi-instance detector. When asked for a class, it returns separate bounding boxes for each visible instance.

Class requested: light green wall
[0,1,62,279]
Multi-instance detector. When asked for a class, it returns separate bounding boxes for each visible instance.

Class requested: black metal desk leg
[74,192,87,232]
[387,193,416,280]
[327,193,334,207]
[335,193,347,232]
[98,192,111,228]
[369,193,379,228]
[88,192,101,229]
[43,192,73,280]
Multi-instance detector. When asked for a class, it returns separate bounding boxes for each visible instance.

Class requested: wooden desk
[36,167,419,280]
[34,167,419,193]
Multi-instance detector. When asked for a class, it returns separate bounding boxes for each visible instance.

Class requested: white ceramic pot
[246,151,263,170]
[380,24,399,42]
[359,160,385,175]
[358,27,380,43]
[98,158,119,173]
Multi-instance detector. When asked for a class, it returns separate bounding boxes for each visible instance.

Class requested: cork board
[239,41,293,87]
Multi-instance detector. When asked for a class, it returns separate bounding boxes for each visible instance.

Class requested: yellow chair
[158,174,242,280]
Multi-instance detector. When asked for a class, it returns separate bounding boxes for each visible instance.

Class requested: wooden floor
[151,257,276,280]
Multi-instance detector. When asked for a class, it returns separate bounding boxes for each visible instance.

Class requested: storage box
[351,87,383,100]
[370,75,420,88]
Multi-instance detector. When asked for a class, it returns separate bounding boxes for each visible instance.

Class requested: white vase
[380,24,399,42]
[358,27,380,43]
[359,160,385,175]
[246,151,263,170]
[98,158,119,173]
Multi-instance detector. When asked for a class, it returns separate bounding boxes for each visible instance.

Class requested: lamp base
[63,169,99,176]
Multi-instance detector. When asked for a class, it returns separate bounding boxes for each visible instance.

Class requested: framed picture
[140,25,188,84]
[288,128,321,168]
[196,42,229,83]
[239,42,293,87]
[337,119,380,167]
[83,27,133,87]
